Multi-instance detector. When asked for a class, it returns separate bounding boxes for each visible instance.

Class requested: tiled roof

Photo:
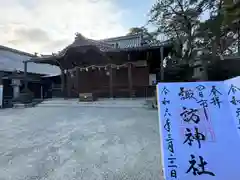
[100,34,141,42]
[57,33,115,56]
[0,46,60,76]
[104,39,172,52]
[28,34,172,64]
[100,34,142,49]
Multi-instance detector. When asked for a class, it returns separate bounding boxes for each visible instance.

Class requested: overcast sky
[0,0,154,54]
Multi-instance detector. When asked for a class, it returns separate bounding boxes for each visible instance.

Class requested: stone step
[13,100,43,109]
[13,103,32,108]
[38,98,157,109]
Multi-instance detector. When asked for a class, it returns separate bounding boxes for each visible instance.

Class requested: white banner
[157,76,240,180]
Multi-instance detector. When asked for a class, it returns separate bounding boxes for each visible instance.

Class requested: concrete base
[13,100,43,109]
[38,98,155,109]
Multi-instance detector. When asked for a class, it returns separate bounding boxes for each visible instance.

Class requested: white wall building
[0,45,60,76]
[0,46,61,100]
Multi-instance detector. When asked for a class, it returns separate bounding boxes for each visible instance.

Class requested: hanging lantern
[105,66,107,70]
[117,66,120,70]
[86,68,88,72]
[92,66,95,70]
[98,67,101,70]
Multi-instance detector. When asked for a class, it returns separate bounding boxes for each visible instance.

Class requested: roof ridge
[99,34,142,42]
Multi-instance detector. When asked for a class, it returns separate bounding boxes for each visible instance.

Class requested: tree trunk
[201,59,209,81]
[238,24,240,55]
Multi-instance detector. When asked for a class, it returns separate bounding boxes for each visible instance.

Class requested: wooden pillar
[41,85,43,99]
[0,72,3,85]
[61,68,65,96]
[24,61,28,91]
[109,65,113,98]
[128,63,133,98]
[127,53,133,98]
[67,71,71,98]
[76,67,80,96]
[146,51,149,98]
[160,46,164,81]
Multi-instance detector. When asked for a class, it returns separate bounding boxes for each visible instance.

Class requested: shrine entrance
[65,61,148,98]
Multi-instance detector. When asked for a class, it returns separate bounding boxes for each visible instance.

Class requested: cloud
[14,27,50,43]
[0,0,127,53]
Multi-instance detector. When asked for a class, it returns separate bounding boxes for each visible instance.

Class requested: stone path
[0,100,163,180]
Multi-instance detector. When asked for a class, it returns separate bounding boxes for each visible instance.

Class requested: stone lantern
[192,49,209,81]
[11,70,22,99]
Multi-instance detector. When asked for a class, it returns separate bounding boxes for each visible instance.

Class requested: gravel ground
[0,103,162,180]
